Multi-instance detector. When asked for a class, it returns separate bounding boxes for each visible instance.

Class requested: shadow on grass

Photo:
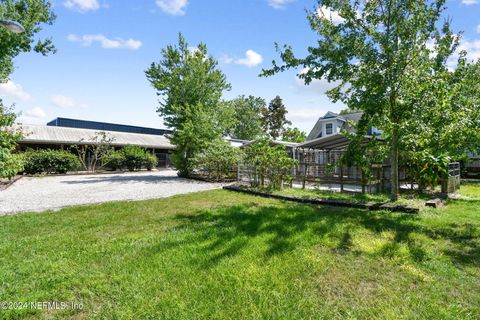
[145,201,479,269]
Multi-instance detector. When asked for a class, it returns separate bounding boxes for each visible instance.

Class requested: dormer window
[325,123,333,135]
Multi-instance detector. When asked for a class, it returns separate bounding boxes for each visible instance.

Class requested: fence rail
[238,148,461,195]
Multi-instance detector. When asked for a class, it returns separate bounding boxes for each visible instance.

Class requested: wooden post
[361,170,366,194]
[302,163,307,189]
[340,166,344,192]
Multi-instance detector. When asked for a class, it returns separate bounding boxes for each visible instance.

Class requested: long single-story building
[16,117,175,168]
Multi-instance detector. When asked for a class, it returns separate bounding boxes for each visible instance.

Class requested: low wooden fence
[238,149,461,195]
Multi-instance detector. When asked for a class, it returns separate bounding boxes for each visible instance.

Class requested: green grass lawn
[266,186,435,207]
[0,184,479,319]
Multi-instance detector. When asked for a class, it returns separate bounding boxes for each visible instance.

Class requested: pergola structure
[287,134,386,193]
[238,133,387,193]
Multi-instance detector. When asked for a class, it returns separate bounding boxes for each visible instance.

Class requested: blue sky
[1,0,479,133]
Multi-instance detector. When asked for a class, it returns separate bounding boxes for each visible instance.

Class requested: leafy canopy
[0,0,56,179]
[0,0,56,82]
[262,0,459,199]
[282,127,307,143]
[261,95,291,140]
[224,95,266,140]
[146,34,231,177]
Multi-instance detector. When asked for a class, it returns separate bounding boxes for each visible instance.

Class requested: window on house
[325,123,333,135]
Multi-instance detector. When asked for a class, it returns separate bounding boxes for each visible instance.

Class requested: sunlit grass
[0,184,479,319]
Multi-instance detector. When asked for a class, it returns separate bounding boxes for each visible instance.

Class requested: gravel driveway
[0,170,224,215]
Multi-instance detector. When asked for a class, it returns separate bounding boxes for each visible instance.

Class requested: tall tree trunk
[390,128,399,201]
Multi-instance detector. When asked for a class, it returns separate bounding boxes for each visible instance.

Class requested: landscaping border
[0,175,23,191]
[223,185,419,214]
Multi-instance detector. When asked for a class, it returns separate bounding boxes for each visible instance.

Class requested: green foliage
[102,151,124,171]
[0,0,56,82]
[102,147,159,171]
[224,95,266,140]
[121,145,151,171]
[281,127,306,143]
[262,0,459,200]
[243,138,297,190]
[73,131,115,172]
[144,153,158,171]
[22,149,81,174]
[404,58,480,165]
[261,96,291,140]
[146,33,231,177]
[404,152,451,190]
[0,151,23,179]
[192,139,240,180]
[0,102,23,179]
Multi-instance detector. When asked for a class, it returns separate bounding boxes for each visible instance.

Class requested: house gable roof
[306,111,364,141]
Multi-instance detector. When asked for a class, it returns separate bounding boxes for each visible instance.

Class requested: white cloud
[67,34,142,50]
[156,0,188,16]
[268,0,293,9]
[63,0,100,12]
[316,6,345,24]
[50,95,87,109]
[24,107,47,119]
[17,107,47,124]
[295,68,341,94]
[0,80,31,102]
[235,50,263,67]
[461,0,478,5]
[218,54,234,64]
[477,24,480,33]
[446,38,480,69]
[458,38,480,61]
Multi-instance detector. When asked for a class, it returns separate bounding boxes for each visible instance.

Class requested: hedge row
[23,149,81,174]
[103,145,158,171]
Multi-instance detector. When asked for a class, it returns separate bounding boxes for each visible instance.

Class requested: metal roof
[47,117,172,136]
[16,124,174,149]
[298,133,382,150]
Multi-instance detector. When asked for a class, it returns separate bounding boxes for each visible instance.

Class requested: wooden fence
[238,148,461,195]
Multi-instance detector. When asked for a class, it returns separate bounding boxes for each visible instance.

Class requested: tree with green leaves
[262,0,458,200]
[73,131,115,172]
[0,103,23,179]
[0,0,56,179]
[261,95,291,140]
[145,34,231,177]
[225,95,265,140]
[0,0,56,82]
[281,127,306,143]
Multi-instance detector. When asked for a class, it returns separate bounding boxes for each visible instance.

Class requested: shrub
[192,140,240,180]
[243,138,297,190]
[103,151,124,171]
[0,151,24,179]
[102,147,158,171]
[144,153,158,171]
[23,149,81,174]
[121,146,154,171]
